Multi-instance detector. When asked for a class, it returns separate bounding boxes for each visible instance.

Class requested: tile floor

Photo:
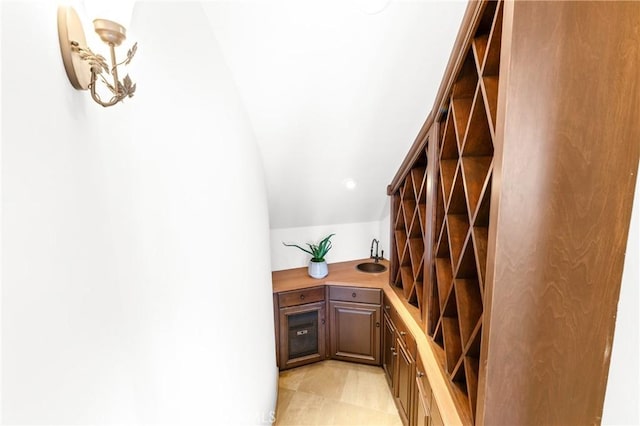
[274,360,403,426]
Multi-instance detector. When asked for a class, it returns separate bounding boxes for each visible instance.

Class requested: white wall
[270,221,389,271]
[602,170,640,425]
[204,1,468,230]
[378,198,391,265]
[1,2,276,424]
[270,188,392,272]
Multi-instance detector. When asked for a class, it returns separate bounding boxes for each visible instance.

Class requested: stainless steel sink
[356,262,387,273]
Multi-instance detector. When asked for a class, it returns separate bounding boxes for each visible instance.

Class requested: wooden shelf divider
[462,156,492,216]
[442,316,462,374]
[471,226,489,292]
[471,35,488,74]
[454,278,483,347]
[456,232,477,279]
[462,86,494,157]
[480,76,499,138]
[465,356,480,419]
[452,97,473,148]
[447,214,470,268]
[435,257,453,309]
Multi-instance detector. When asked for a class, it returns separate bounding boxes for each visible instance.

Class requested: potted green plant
[283,234,335,279]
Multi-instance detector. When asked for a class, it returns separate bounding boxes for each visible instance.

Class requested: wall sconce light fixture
[58,6,137,107]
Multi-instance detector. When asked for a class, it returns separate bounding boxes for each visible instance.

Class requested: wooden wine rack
[430,2,502,421]
[389,1,639,424]
[390,150,428,312]
[390,1,503,423]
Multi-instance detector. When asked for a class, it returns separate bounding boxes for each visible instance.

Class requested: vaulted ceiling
[203,1,467,229]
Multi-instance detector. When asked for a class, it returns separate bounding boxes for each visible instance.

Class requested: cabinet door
[394,337,414,425]
[415,393,429,426]
[329,301,381,365]
[382,312,396,386]
[414,370,431,426]
[430,401,443,426]
[279,301,326,370]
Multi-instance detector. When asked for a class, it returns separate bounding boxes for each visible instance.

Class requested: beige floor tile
[321,399,403,426]
[340,368,397,415]
[275,390,327,425]
[279,365,308,391]
[275,387,296,421]
[275,360,402,425]
[321,359,360,371]
[346,361,386,373]
[296,361,348,399]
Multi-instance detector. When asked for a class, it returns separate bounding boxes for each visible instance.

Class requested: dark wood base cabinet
[383,296,425,426]
[275,285,382,370]
[394,334,414,425]
[276,286,327,370]
[329,301,381,364]
[382,308,396,386]
[413,353,444,426]
[278,301,326,369]
[328,286,382,365]
[274,285,447,425]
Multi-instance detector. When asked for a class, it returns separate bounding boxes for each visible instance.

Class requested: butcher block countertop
[271,258,465,426]
[271,258,391,293]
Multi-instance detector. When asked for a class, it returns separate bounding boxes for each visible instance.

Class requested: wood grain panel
[272,258,390,293]
[329,286,382,304]
[478,2,640,424]
[278,286,325,307]
[329,301,381,365]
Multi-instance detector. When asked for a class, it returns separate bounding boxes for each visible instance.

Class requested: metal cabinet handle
[417,371,425,378]
[376,322,380,328]
[400,331,407,336]
[321,319,325,325]
[352,292,357,298]
[300,294,305,300]
[385,305,390,310]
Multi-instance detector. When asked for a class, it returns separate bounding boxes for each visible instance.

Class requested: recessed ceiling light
[343,178,357,190]
[353,0,392,15]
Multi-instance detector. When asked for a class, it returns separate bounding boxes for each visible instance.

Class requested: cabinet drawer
[329,286,382,304]
[394,314,416,357]
[278,286,325,308]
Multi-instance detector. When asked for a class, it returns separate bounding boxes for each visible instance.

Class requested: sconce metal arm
[71,40,137,108]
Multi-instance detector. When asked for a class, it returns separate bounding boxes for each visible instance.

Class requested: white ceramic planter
[308,260,328,279]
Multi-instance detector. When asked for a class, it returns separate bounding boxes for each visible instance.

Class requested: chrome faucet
[370,239,380,263]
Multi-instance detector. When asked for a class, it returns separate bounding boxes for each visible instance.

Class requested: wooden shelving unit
[390,1,502,423]
[390,150,428,312]
[388,1,639,424]
[427,2,502,421]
